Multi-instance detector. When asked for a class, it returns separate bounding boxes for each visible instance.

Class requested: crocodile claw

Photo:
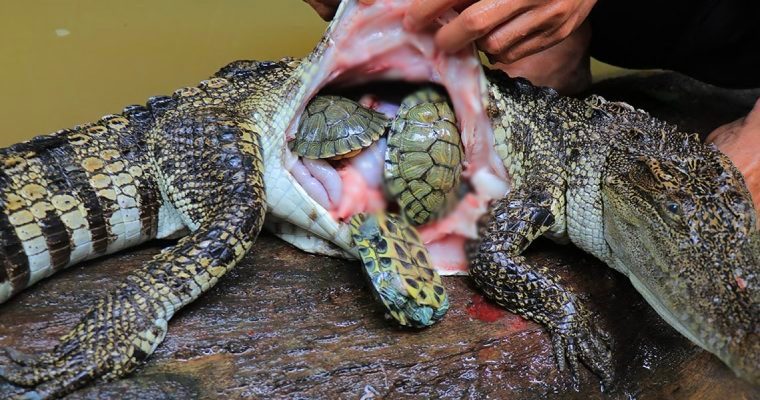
[550,316,614,389]
[0,344,105,399]
[0,290,169,399]
[3,348,40,367]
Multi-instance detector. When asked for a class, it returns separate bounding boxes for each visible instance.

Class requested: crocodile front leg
[0,108,266,399]
[469,176,613,386]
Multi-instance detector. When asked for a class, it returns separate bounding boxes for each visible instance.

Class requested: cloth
[589,0,760,89]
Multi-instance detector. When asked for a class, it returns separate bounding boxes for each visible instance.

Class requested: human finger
[303,0,342,21]
[435,0,540,53]
[475,2,577,60]
[404,0,471,31]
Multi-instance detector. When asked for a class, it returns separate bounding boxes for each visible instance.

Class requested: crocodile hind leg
[0,108,266,399]
[469,177,613,386]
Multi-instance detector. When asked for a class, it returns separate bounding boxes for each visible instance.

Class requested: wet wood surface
[1,73,758,399]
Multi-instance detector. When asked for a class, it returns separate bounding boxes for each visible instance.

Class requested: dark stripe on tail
[0,170,30,295]
[137,172,160,239]
[51,140,110,255]
[117,107,161,239]
[35,150,72,271]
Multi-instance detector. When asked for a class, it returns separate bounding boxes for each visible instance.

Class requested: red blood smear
[736,276,747,290]
[466,294,506,322]
[505,314,529,332]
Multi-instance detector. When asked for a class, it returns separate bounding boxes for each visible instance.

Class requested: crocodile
[0,0,757,397]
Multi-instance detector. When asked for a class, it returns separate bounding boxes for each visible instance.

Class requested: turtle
[289,91,457,328]
[290,95,389,159]
[384,87,465,225]
[350,211,449,328]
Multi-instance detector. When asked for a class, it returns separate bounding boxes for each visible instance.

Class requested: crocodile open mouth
[280,0,509,274]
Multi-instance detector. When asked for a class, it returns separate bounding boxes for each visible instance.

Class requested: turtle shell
[290,95,389,159]
[384,88,464,225]
[350,211,449,328]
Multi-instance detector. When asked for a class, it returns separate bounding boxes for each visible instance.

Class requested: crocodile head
[260,0,508,273]
[602,130,759,383]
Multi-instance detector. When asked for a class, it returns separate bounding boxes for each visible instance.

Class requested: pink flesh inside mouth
[285,0,510,275]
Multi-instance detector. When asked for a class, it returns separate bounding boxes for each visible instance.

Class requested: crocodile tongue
[272,0,511,274]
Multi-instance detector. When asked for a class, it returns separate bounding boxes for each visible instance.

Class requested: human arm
[404,0,596,63]
[303,0,342,21]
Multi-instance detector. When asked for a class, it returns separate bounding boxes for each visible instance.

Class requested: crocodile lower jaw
[273,0,511,274]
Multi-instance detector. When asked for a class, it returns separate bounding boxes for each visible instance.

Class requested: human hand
[303,0,341,21]
[404,0,596,63]
[303,0,377,21]
[707,99,760,219]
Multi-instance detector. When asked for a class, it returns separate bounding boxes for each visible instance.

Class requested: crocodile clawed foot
[0,335,154,399]
[2,347,46,368]
[0,292,168,399]
[550,316,614,390]
[0,350,94,399]
[0,340,118,400]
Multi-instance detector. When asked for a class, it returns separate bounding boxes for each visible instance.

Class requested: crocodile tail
[0,113,161,304]
[0,179,267,398]
[0,107,267,399]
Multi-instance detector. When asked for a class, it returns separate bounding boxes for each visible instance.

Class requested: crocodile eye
[659,201,684,226]
[665,202,680,214]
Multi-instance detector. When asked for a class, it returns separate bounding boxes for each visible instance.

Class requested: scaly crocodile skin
[471,71,759,385]
[0,0,757,397]
[0,59,293,398]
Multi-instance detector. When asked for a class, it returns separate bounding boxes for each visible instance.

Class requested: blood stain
[466,294,506,322]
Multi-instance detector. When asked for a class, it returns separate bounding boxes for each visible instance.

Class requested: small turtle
[350,211,449,328]
[384,87,464,225]
[290,95,389,159]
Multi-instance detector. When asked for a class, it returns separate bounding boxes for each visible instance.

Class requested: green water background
[0,1,626,146]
